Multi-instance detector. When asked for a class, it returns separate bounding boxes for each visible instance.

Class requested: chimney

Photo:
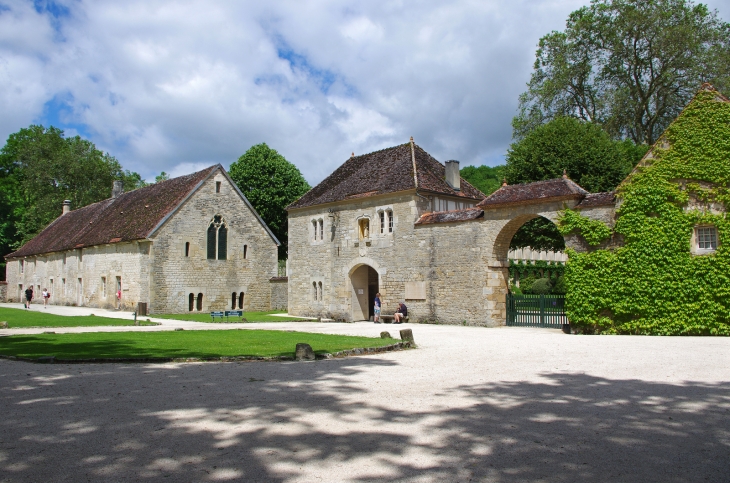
[112,180,124,199]
[62,200,71,215]
[445,160,460,191]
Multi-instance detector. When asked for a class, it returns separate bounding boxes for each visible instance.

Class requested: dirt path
[1,324,729,482]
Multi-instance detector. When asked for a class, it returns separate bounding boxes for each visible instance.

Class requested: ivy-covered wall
[560,87,730,335]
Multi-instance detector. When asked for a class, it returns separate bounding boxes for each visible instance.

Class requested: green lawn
[0,330,398,360]
[0,307,157,328]
[156,311,317,323]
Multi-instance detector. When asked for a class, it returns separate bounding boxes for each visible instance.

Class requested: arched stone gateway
[286,139,615,326]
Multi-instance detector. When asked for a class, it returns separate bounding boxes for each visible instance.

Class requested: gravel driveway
[1,322,729,482]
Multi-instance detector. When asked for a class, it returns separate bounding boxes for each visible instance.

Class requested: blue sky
[0,0,727,184]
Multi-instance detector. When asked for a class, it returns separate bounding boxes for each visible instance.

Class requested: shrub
[552,276,566,295]
[529,278,553,295]
[518,274,538,293]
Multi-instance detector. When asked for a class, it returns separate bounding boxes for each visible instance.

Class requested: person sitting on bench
[394,302,407,323]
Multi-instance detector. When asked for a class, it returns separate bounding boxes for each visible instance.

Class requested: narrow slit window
[238,292,244,309]
[218,225,227,260]
[313,282,317,301]
[318,281,323,301]
[387,210,393,233]
[196,293,203,311]
[188,293,194,312]
[231,292,237,309]
[185,242,190,257]
[19,260,23,273]
[319,219,324,241]
[216,181,221,193]
[312,220,318,240]
[243,244,248,259]
[380,211,385,234]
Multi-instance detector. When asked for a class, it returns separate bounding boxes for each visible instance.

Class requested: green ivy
[562,90,730,335]
[557,209,612,246]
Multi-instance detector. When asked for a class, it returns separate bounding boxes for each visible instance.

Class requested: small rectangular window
[387,210,393,233]
[697,227,718,250]
[19,260,23,273]
[101,277,106,297]
[243,244,248,259]
[185,242,190,257]
[216,181,221,193]
[319,220,324,240]
[312,220,318,241]
[380,211,385,234]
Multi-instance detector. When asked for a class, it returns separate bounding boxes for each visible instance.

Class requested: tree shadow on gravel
[0,359,729,482]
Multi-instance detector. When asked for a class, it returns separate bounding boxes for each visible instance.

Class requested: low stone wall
[0,281,6,302]
[269,277,288,311]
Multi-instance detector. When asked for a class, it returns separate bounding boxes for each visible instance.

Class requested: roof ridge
[410,137,418,189]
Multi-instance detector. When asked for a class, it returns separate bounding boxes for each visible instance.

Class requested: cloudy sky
[1,0,726,185]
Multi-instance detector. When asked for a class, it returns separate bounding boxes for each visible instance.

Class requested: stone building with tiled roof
[286,138,610,325]
[5,165,280,314]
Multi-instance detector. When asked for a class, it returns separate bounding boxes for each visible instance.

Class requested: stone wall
[0,281,6,302]
[5,241,149,311]
[269,277,288,311]
[288,193,602,326]
[149,171,278,313]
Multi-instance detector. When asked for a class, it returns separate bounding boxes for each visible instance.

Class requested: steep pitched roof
[8,165,222,259]
[477,177,588,208]
[287,141,484,210]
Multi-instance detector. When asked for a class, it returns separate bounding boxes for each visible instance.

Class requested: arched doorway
[492,214,567,327]
[349,264,379,321]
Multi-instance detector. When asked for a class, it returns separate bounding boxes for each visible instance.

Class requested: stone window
[312,282,318,301]
[216,181,221,193]
[231,292,237,309]
[692,226,719,255]
[101,277,106,298]
[318,281,323,301]
[319,219,324,240]
[207,215,227,260]
[359,218,370,240]
[78,250,83,265]
[312,219,324,242]
[312,220,318,241]
[188,293,194,312]
[238,292,244,309]
[243,244,248,259]
[19,260,23,274]
[387,209,393,233]
[62,278,66,297]
[116,276,121,293]
[185,242,190,257]
[63,254,66,265]
[50,279,53,296]
[379,211,385,234]
[196,293,203,311]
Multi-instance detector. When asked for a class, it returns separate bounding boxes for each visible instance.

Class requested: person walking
[373,292,381,323]
[24,286,33,309]
[42,288,50,308]
[394,301,408,323]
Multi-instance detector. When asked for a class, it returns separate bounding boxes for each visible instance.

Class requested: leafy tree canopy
[506,116,648,193]
[229,143,310,259]
[155,172,169,183]
[0,125,140,258]
[514,0,730,144]
[459,165,505,196]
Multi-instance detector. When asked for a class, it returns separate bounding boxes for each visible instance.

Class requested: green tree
[459,165,505,196]
[514,0,730,144]
[155,171,169,183]
[0,125,142,254]
[506,117,647,192]
[229,143,310,259]
[122,170,148,190]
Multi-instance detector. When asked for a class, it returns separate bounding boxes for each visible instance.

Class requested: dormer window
[692,226,718,255]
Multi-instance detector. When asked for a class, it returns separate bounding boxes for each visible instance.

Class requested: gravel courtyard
[1,322,729,482]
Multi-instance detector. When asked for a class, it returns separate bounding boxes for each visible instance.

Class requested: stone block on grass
[295,343,315,361]
[399,329,414,344]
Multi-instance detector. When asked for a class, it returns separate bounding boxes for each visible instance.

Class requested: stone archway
[484,211,565,325]
[349,264,379,321]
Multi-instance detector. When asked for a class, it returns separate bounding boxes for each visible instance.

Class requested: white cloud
[3,0,723,184]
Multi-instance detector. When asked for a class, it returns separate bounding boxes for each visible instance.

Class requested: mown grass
[155,311,317,323]
[0,307,157,328]
[0,330,397,360]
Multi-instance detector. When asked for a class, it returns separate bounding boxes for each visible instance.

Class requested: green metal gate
[506,294,567,328]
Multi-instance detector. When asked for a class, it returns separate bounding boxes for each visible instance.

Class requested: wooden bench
[379,315,408,324]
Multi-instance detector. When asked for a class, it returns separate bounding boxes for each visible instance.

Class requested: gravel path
[1,314,729,482]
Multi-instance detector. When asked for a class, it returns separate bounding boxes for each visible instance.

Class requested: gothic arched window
[206,215,228,260]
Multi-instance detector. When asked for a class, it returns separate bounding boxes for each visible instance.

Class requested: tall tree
[506,117,648,192]
[229,143,310,259]
[514,0,730,144]
[459,165,505,196]
[0,125,141,255]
